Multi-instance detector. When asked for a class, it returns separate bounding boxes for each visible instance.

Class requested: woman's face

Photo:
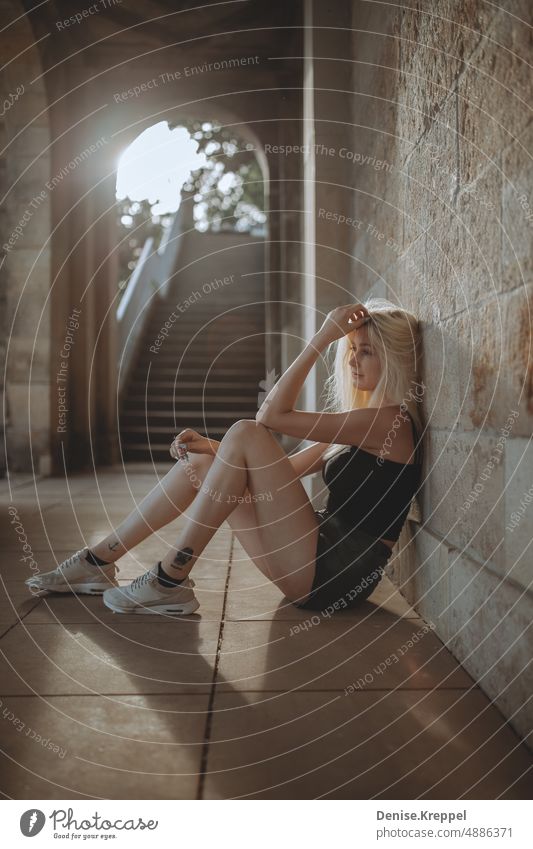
[348,325,382,390]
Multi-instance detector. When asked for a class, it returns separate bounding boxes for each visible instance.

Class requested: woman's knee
[224,419,271,443]
[173,453,214,491]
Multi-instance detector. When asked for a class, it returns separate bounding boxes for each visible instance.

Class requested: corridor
[1,0,532,809]
[1,469,531,799]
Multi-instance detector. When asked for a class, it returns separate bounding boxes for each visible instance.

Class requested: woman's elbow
[256,408,278,429]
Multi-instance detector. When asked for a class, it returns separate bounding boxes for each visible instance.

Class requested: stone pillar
[0,1,51,476]
[48,80,120,474]
[91,170,120,466]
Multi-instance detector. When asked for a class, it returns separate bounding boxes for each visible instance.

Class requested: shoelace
[129,569,192,592]
[60,549,87,572]
[60,548,112,575]
[130,569,156,591]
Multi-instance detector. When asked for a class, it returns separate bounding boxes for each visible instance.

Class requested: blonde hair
[321,297,425,462]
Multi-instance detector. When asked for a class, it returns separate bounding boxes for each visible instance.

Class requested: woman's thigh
[226,496,319,605]
[192,457,285,583]
[220,420,321,603]
[193,424,320,604]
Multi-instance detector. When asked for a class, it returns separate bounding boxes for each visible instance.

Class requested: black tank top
[322,411,423,541]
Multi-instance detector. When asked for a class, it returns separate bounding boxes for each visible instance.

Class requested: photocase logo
[257,368,279,408]
[20,809,46,836]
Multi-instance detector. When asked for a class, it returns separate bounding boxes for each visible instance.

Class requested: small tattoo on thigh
[108,541,120,551]
[170,546,194,571]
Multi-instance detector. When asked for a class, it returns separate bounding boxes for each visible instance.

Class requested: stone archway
[13,0,302,474]
[112,108,270,462]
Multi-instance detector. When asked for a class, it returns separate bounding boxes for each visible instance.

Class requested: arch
[113,99,270,201]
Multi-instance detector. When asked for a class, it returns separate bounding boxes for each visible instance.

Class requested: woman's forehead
[349,325,371,344]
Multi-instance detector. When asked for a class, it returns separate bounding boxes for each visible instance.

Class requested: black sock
[157,560,185,587]
[86,549,111,566]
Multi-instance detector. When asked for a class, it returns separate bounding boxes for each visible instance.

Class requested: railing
[116,201,188,396]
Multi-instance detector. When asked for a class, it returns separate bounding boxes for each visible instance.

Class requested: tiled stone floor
[1,468,532,799]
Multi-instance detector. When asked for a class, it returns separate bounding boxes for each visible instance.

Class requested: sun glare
[116,121,207,215]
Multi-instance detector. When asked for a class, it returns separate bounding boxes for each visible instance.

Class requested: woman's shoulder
[360,405,419,465]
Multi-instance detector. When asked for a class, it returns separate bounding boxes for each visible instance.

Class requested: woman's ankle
[85,549,113,566]
[88,541,124,563]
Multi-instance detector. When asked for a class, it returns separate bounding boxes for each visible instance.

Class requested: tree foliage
[116,120,266,295]
[175,117,266,233]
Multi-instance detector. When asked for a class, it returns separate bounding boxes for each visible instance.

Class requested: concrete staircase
[118,276,266,463]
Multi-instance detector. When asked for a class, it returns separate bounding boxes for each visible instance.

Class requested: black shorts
[293,508,393,613]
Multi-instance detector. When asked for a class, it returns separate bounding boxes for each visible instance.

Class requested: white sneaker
[25,548,118,595]
[102,565,199,616]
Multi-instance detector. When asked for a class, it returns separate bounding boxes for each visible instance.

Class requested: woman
[26,298,424,616]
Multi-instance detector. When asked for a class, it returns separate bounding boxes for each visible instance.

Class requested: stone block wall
[299,0,531,744]
[343,0,533,743]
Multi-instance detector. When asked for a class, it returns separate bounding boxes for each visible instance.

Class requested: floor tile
[226,566,419,621]
[0,581,42,630]
[22,579,226,625]
[204,690,533,799]
[0,622,220,696]
[0,694,208,799]
[217,619,473,692]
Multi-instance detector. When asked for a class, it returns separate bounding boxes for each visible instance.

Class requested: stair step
[122,405,258,415]
[123,394,259,405]
[128,380,261,390]
[143,328,265,339]
[148,314,265,325]
[121,407,259,414]
[139,351,265,361]
[138,355,265,365]
[121,416,258,428]
[149,301,264,307]
[137,364,264,373]
[150,308,264,313]
[134,368,264,377]
[124,430,231,444]
[141,345,264,355]
[121,414,256,425]
[146,333,265,340]
[123,405,260,417]
[150,298,263,302]
[148,325,264,332]
[146,312,265,320]
[122,415,254,432]
[144,329,264,341]
[122,439,227,455]
[122,429,237,445]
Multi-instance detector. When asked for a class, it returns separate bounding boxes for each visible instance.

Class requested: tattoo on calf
[170,546,194,572]
[108,541,120,551]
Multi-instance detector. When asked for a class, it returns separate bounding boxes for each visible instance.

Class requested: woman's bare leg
[159,420,320,604]
[89,450,280,578]
[89,455,214,562]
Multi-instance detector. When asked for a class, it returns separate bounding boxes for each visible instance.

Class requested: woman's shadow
[3,529,442,801]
